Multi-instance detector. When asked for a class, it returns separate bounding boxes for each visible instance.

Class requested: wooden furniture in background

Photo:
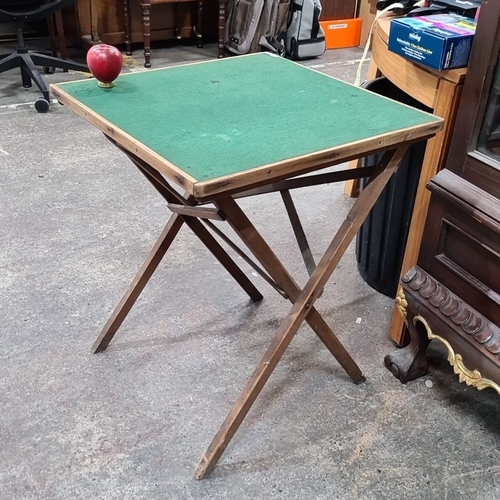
[357,0,377,46]
[47,8,68,61]
[320,0,356,21]
[345,16,467,346]
[74,0,223,55]
[124,0,206,67]
[384,1,500,394]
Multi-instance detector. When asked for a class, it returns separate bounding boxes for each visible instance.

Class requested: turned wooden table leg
[47,14,58,58]
[54,10,68,62]
[124,0,132,55]
[141,2,152,68]
[194,1,203,48]
[218,1,226,58]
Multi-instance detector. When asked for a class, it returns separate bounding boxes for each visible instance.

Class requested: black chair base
[0,50,88,112]
[0,0,90,113]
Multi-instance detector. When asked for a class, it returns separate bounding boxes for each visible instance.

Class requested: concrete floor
[1,36,499,500]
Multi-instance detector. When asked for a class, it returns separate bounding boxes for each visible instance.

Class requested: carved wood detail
[402,266,500,359]
[385,266,500,392]
[415,315,500,395]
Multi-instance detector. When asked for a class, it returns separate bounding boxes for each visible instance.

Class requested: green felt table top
[56,53,440,183]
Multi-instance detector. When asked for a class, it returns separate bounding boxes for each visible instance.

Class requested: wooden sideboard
[74,0,220,47]
[385,0,500,395]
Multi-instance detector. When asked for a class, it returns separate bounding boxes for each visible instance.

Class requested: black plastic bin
[356,77,431,298]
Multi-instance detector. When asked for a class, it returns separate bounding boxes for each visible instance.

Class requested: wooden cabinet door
[419,0,500,325]
[445,1,500,199]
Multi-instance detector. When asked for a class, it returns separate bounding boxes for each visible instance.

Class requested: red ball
[86,44,123,88]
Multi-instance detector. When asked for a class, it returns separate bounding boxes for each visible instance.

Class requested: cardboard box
[387,14,476,70]
[321,18,362,50]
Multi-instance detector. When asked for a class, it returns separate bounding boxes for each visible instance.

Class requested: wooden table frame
[50,63,442,477]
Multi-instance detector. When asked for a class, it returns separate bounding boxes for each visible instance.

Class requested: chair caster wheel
[43,66,55,74]
[35,97,50,113]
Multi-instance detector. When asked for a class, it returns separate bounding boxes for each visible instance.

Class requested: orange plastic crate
[321,18,362,49]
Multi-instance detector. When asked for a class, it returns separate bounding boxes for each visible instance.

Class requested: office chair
[0,0,89,112]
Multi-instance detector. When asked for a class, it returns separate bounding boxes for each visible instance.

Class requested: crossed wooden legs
[91,210,262,353]
[194,146,408,478]
[91,141,265,353]
[91,145,408,478]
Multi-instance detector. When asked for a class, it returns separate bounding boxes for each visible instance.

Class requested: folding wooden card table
[50,53,442,478]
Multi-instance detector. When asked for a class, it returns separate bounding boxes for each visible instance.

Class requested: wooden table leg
[194,1,203,48]
[124,0,133,55]
[215,196,364,381]
[90,0,102,43]
[218,1,226,58]
[141,2,152,68]
[54,10,68,62]
[178,213,264,303]
[194,146,408,479]
[92,149,264,353]
[130,151,263,304]
[92,206,263,354]
[280,189,316,276]
[92,213,185,353]
[47,14,58,58]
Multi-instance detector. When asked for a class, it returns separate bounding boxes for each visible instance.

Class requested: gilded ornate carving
[404,267,500,359]
[395,286,408,326]
[414,315,500,395]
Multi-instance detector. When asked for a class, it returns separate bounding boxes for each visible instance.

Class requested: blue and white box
[388,14,476,70]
